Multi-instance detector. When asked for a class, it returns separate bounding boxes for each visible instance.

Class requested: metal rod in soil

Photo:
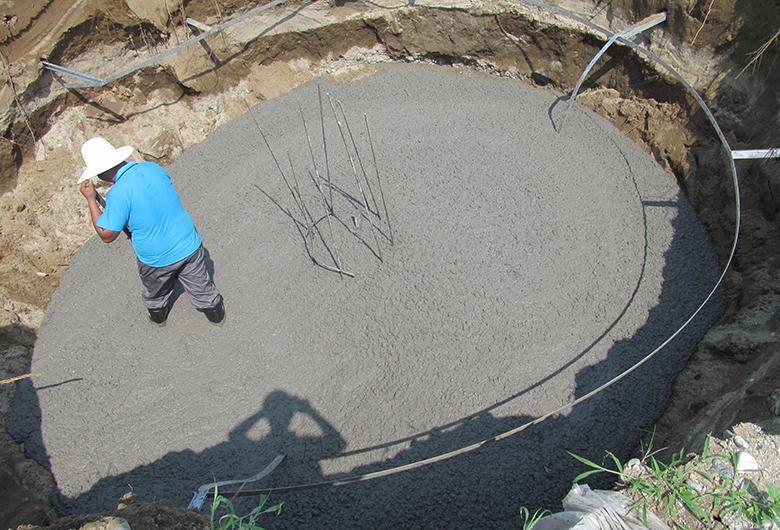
[318,84,334,215]
[299,100,344,277]
[337,100,379,217]
[365,113,393,244]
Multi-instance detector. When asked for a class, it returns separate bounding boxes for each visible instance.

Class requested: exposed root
[691,0,715,45]
[738,25,780,77]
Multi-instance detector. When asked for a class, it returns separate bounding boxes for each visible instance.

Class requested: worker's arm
[80,180,121,243]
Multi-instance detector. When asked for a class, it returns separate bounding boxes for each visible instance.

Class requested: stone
[138,130,177,160]
[736,451,760,472]
[123,0,181,33]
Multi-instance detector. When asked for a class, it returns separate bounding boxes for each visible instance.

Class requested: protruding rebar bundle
[318,84,334,215]
[337,101,380,217]
[365,113,393,244]
[328,94,382,261]
[327,93,370,211]
[299,100,344,277]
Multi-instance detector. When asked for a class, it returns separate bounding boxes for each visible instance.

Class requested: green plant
[569,447,709,527]
[568,434,780,530]
[518,507,550,530]
[718,480,780,527]
[209,485,283,530]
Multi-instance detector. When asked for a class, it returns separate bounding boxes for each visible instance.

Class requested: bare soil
[2,0,780,528]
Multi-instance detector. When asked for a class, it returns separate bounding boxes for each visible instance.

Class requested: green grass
[567,434,780,529]
[209,485,283,530]
[518,507,551,529]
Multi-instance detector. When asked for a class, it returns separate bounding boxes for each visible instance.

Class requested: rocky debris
[123,0,183,33]
[19,493,207,530]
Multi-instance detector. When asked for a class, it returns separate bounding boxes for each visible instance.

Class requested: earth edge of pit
[1,0,780,528]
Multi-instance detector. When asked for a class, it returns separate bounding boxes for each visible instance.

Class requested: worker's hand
[80,179,96,201]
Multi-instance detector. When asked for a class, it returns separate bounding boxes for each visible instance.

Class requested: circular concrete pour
[10,63,724,528]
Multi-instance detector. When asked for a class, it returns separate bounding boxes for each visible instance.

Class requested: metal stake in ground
[365,113,394,244]
[337,100,380,217]
[318,84,334,215]
[299,100,344,277]
[244,99,304,223]
[327,93,370,212]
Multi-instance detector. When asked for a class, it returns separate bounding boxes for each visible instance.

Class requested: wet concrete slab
[9,63,724,528]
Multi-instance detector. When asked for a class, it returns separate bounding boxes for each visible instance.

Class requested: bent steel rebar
[338,101,380,217]
[559,11,666,132]
[299,100,345,277]
[365,114,394,245]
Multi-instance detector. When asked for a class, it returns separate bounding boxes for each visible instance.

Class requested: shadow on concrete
[11,389,346,516]
[0,323,53,530]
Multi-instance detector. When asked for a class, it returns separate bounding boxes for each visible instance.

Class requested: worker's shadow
[47,390,345,515]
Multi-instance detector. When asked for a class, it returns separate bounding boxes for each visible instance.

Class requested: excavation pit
[9,63,724,528]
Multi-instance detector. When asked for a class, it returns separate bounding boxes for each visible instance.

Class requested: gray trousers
[137,245,222,311]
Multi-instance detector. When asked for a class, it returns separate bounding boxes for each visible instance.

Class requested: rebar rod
[327,93,370,211]
[328,95,382,260]
[244,100,303,221]
[287,150,313,243]
[365,114,394,244]
[286,155,354,277]
[318,84,334,215]
[337,101,379,217]
[328,94,384,262]
[364,212,383,263]
[299,101,344,277]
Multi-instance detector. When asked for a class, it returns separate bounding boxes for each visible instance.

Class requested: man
[78,137,225,325]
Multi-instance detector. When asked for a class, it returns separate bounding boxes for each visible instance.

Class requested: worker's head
[79,137,133,184]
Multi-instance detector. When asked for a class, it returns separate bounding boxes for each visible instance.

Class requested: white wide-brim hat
[78,137,133,183]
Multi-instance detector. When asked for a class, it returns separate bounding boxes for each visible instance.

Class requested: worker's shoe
[148,306,170,326]
[202,299,225,325]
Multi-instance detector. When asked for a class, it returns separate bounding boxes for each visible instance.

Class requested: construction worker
[78,137,225,325]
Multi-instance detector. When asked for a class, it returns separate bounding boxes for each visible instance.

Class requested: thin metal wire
[44,0,295,88]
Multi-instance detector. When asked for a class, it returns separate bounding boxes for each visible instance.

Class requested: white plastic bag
[532,484,670,530]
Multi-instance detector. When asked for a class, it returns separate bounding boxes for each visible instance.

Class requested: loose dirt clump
[20,493,208,530]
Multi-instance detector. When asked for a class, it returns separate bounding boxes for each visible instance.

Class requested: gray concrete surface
[9,63,724,528]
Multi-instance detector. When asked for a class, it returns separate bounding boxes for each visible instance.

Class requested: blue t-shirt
[96,161,202,267]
